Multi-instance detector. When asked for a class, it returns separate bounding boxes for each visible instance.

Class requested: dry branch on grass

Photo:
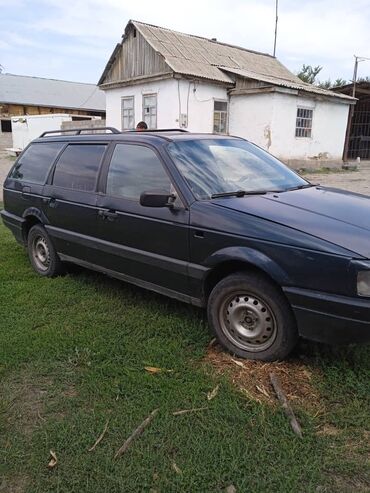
[269,372,302,438]
[88,419,109,452]
[114,408,159,459]
[172,407,208,416]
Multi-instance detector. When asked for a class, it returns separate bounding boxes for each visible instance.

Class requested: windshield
[167,138,308,199]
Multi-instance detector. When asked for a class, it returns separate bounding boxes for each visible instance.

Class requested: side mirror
[140,191,176,208]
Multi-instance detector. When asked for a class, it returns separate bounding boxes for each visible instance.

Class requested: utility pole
[352,55,370,97]
[343,55,370,161]
[273,0,278,57]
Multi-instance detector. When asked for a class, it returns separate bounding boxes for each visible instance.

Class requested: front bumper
[284,287,370,345]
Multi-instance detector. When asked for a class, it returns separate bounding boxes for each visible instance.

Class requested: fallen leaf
[47,450,58,469]
[207,384,220,401]
[225,485,236,493]
[172,462,182,475]
[145,366,162,373]
[231,358,245,368]
[144,366,173,374]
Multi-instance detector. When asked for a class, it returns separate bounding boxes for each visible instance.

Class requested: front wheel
[207,272,298,361]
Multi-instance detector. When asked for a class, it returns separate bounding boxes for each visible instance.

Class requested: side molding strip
[58,253,204,307]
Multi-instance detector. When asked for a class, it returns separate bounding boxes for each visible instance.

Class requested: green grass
[0,216,369,492]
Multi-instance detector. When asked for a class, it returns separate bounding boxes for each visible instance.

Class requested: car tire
[27,224,64,277]
[207,271,298,361]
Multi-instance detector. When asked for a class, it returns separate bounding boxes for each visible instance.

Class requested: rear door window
[52,144,107,192]
[10,142,64,184]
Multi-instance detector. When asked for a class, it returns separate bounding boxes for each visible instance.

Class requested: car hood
[211,186,370,258]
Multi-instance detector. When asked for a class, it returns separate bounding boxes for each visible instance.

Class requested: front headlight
[357,271,370,297]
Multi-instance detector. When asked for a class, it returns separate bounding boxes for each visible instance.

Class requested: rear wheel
[27,224,64,277]
[207,271,298,361]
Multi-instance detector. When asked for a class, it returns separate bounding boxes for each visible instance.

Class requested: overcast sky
[1,0,369,85]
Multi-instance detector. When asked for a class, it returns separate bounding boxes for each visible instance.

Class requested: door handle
[98,209,118,220]
[42,197,57,208]
[21,186,31,198]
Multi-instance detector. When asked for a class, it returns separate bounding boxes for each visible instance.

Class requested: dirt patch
[1,372,53,436]
[0,368,78,437]
[327,473,370,493]
[316,424,341,436]
[204,344,324,413]
[0,475,30,493]
[61,385,78,398]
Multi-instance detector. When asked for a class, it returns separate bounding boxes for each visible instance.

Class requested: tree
[297,64,349,89]
[357,76,370,83]
[297,64,322,84]
[317,79,332,89]
[317,78,347,89]
[333,78,347,87]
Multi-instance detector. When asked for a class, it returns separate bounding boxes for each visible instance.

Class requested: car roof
[32,130,244,145]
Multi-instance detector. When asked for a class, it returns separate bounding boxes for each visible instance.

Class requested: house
[99,20,355,168]
[0,74,106,148]
[333,81,370,161]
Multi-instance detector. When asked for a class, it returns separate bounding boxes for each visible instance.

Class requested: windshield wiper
[286,183,318,191]
[211,190,267,199]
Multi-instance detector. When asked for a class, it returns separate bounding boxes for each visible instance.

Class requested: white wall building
[11,114,101,150]
[0,73,106,150]
[99,20,355,168]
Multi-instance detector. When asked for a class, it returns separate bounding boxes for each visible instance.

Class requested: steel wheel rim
[32,235,50,271]
[219,292,277,352]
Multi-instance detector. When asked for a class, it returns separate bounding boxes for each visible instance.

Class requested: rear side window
[53,144,107,192]
[106,144,171,200]
[10,142,64,184]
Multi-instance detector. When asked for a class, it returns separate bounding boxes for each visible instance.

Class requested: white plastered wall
[104,78,228,132]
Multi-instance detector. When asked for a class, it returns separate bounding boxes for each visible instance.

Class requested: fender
[204,246,290,285]
[22,207,50,225]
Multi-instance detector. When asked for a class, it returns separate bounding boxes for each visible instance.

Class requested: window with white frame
[143,94,157,129]
[121,96,135,130]
[295,107,313,138]
[213,100,228,134]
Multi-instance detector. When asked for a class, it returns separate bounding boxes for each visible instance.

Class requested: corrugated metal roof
[220,67,354,100]
[127,21,353,101]
[0,74,106,111]
[133,20,298,84]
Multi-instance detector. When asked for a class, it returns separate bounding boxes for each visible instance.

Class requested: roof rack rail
[140,128,188,133]
[39,127,120,137]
